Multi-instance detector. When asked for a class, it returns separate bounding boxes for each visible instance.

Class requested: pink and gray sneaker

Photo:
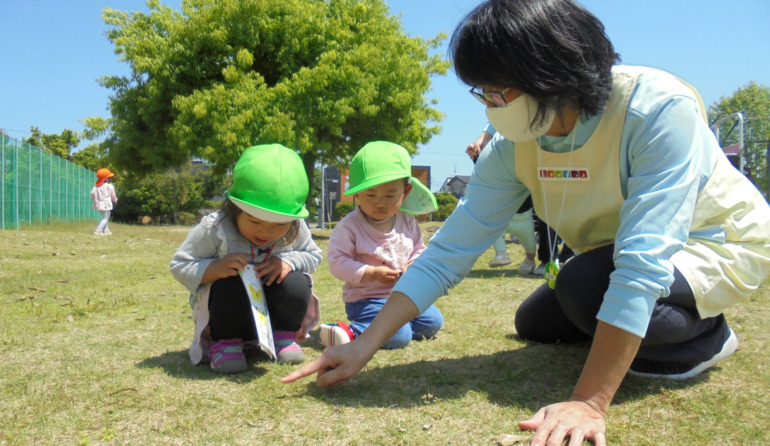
[273,331,305,364]
[209,338,247,374]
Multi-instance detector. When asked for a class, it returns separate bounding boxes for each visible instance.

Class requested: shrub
[176,212,198,225]
[431,192,458,221]
[335,201,355,220]
[112,164,228,224]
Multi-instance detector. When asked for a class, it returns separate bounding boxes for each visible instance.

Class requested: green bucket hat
[345,141,437,215]
[227,144,309,222]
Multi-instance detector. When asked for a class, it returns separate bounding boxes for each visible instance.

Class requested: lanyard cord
[250,243,276,263]
[538,120,578,262]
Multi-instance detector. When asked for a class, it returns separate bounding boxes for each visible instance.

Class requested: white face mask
[485,93,555,143]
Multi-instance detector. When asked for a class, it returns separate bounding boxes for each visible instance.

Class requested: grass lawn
[1,222,768,445]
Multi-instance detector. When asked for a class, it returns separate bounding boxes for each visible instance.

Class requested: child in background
[321,141,443,349]
[488,205,538,275]
[468,127,539,274]
[90,168,118,235]
[170,144,322,373]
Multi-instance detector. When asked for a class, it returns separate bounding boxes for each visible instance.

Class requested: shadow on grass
[136,348,271,382]
[135,337,713,411]
[290,338,710,412]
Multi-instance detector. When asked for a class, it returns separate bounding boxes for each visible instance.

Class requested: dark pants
[208,271,311,342]
[535,215,574,264]
[514,244,730,369]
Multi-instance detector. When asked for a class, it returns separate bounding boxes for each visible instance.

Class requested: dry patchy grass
[0,222,768,445]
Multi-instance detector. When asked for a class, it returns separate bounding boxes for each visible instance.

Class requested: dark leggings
[514,244,729,366]
[535,215,574,263]
[208,271,311,341]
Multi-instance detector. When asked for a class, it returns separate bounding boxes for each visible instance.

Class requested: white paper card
[240,264,276,360]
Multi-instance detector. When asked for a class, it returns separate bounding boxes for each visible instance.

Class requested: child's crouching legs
[380,325,414,349]
[346,298,410,349]
[381,304,444,349]
[410,304,444,341]
[346,320,413,349]
[207,276,252,373]
[264,270,312,332]
[208,276,256,341]
[346,299,443,350]
[264,271,311,363]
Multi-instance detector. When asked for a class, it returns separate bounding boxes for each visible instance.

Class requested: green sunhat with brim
[400,176,438,215]
[226,144,309,223]
[345,141,438,215]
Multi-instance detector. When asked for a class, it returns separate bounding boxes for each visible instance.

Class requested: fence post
[58,157,63,221]
[15,139,19,229]
[1,134,4,229]
[27,143,31,225]
[49,152,53,223]
[39,148,43,224]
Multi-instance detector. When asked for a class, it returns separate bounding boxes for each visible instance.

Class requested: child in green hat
[320,141,443,349]
[171,144,322,373]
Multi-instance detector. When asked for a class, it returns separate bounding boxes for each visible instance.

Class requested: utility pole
[319,165,325,229]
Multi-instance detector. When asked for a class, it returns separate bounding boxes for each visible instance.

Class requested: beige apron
[515,66,770,318]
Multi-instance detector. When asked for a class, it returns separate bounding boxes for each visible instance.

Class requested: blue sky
[2,0,769,190]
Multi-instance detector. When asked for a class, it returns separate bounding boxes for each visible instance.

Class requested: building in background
[439,175,471,198]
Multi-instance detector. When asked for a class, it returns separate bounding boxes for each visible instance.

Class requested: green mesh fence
[1,133,99,229]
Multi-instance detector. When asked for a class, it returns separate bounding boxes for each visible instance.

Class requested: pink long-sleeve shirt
[327,207,426,303]
[90,183,117,211]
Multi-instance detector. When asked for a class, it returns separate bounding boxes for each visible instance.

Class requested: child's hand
[203,253,248,284]
[367,266,401,285]
[254,257,292,286]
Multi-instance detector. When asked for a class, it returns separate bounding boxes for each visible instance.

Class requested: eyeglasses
[469,87,510,107]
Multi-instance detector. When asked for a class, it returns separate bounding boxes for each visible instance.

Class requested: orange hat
[95,168,115,186]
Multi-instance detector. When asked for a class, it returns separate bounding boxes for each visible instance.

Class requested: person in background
[283,1,770,445]
[489,204,538,274]
[468,125,557,275]
[170,144,322,372]
[320,141,443,348]
[90,168,118,236]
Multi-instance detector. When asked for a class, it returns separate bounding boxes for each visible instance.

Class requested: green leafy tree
[97,0,449,198]
[22,127,43,148]
[709,82,770,196]
[22,127,80,159]
[71,143,104,171]
[73,117,116,171]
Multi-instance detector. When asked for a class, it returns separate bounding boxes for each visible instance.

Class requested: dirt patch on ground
[421,223,442,242]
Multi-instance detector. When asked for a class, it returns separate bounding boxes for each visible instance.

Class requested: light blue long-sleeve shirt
[394,67,721,337]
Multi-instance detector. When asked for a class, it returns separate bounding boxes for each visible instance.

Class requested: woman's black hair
[450,0,620,124]
[220,198,300,246]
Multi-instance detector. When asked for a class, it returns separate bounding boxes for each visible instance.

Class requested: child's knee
[382,336,411,349]
[414,319,443,340]
[382,327,413,349]
[209,276,249,310]
[412,307,444,340]
[275,271,312,299]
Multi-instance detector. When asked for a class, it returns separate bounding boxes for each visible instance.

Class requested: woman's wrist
[349,330,379,363]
